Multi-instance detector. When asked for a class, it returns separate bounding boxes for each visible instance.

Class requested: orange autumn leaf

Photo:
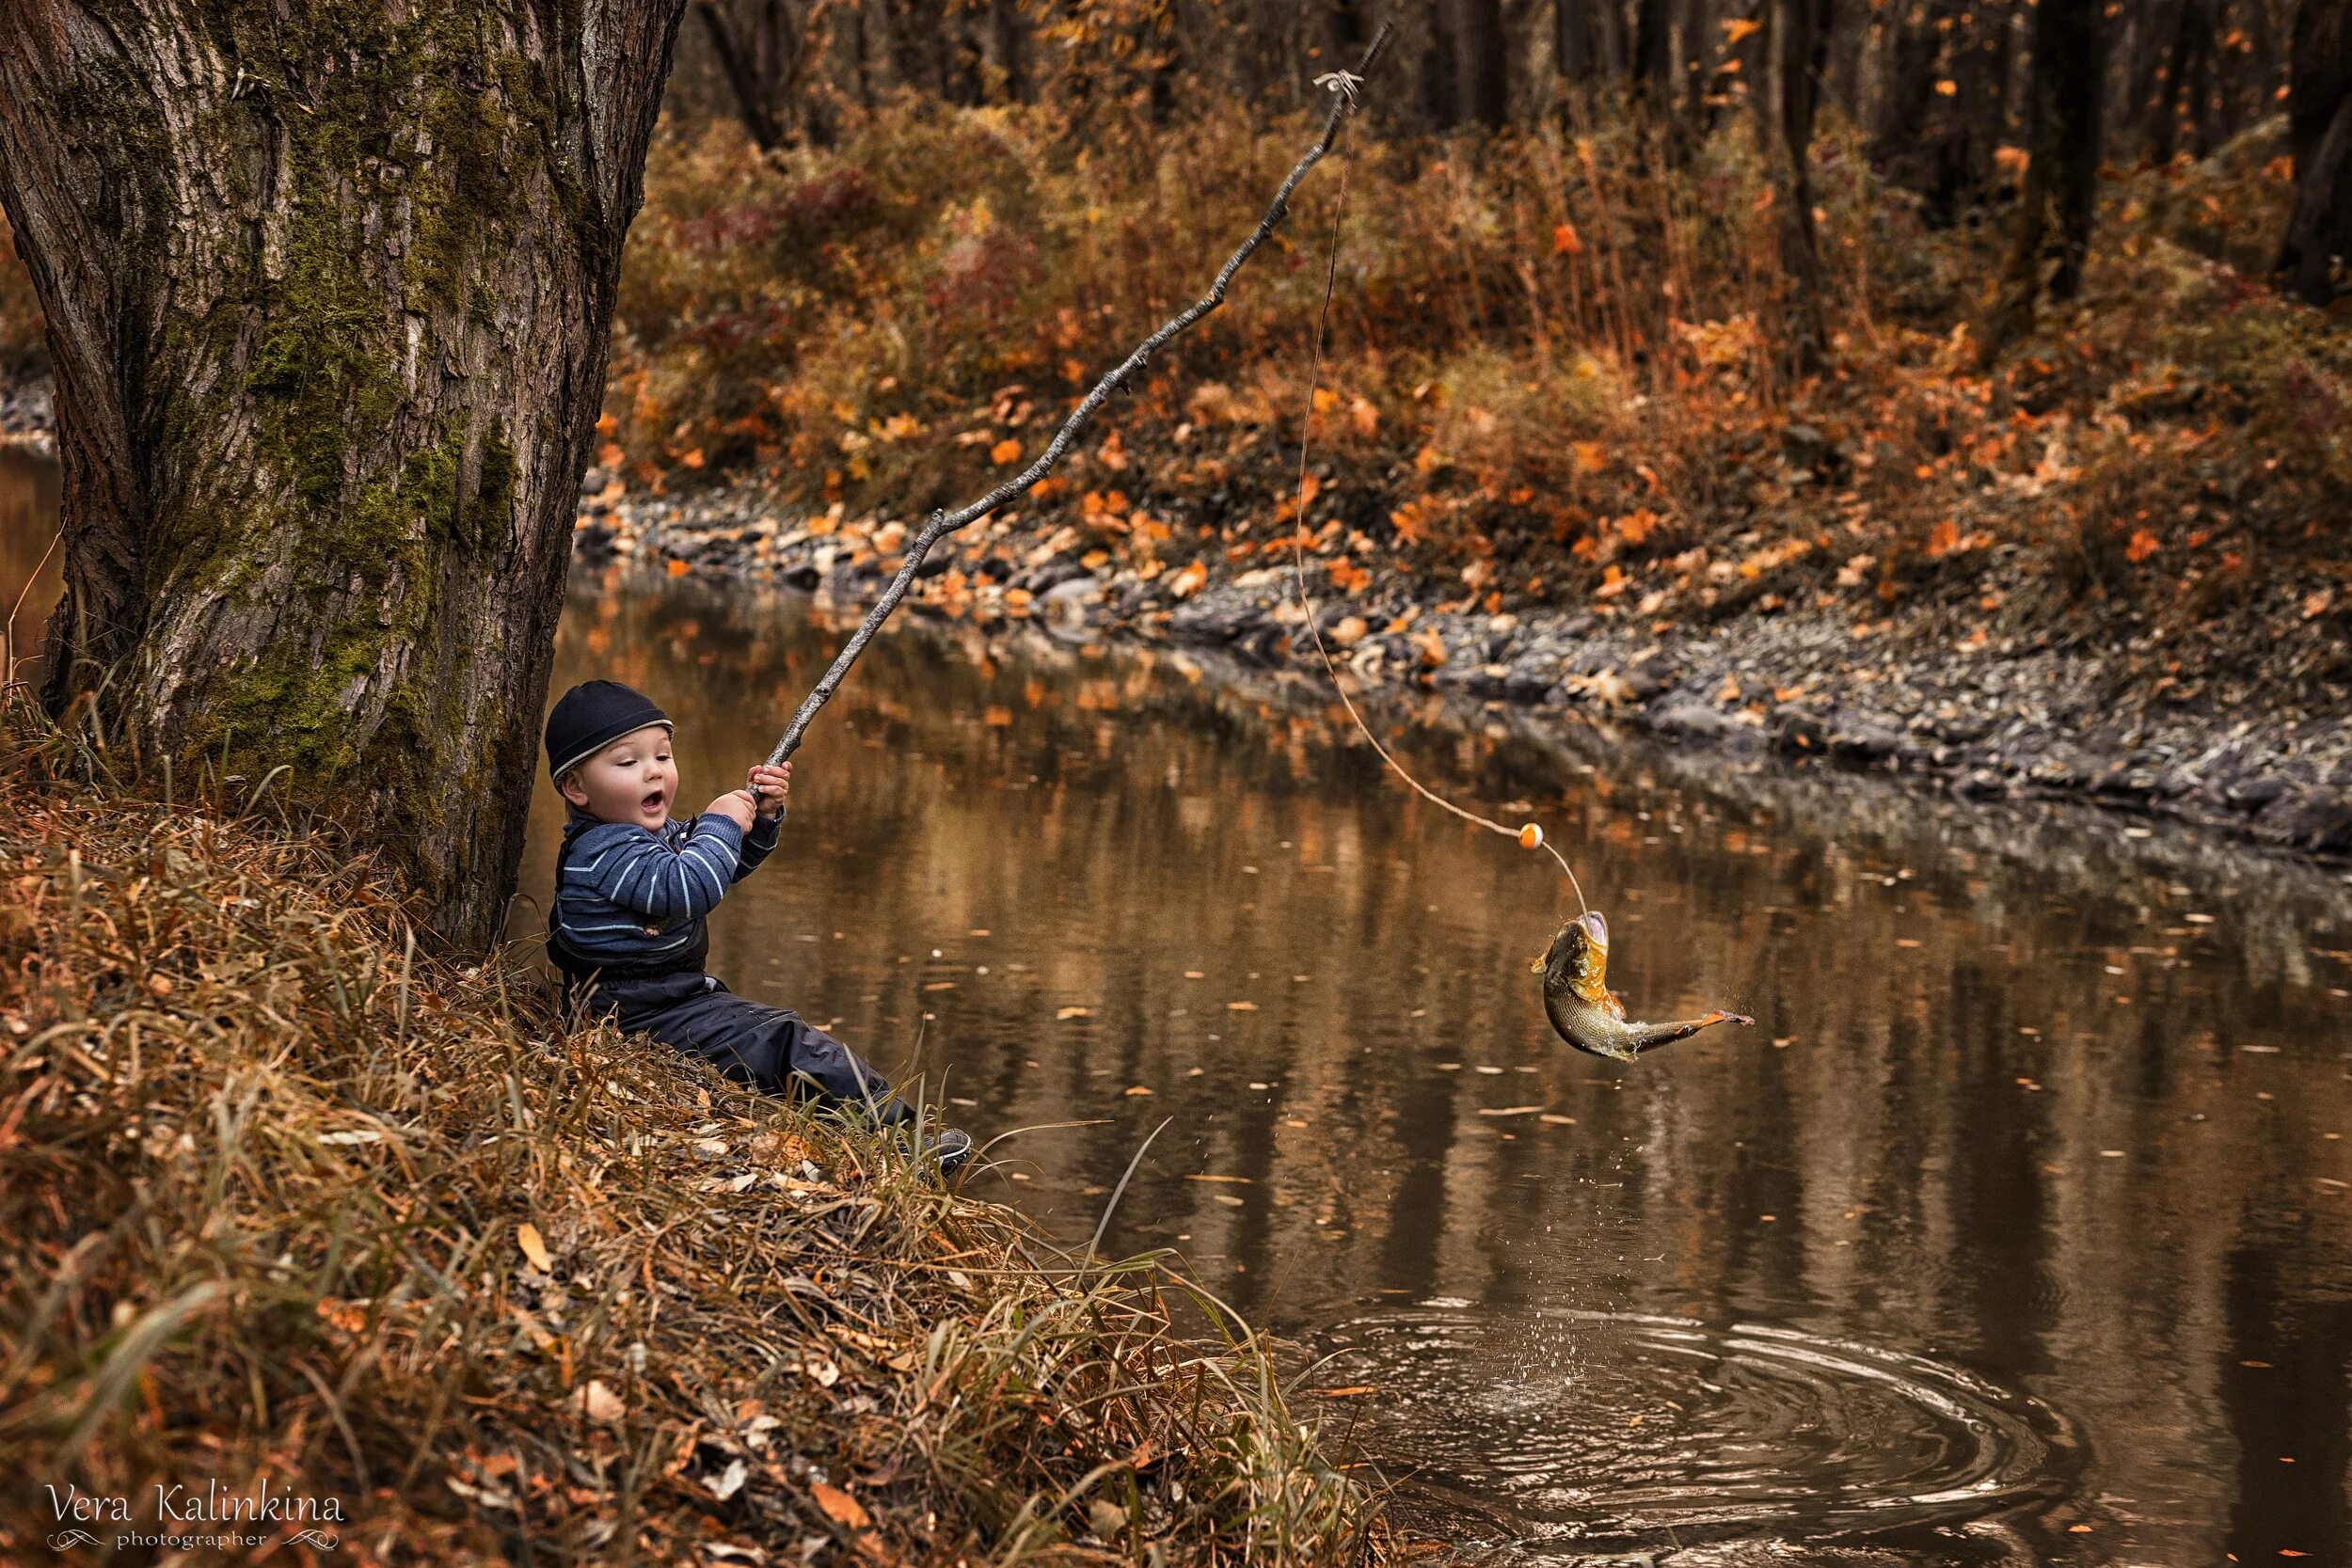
[1311,387,1339,413]
[666,558,691,577]
[1551,222,1583,255]
[990,438,1023,465]
[811,1482,871,1530]
[2124,529,2160,563]
[1722,15,1763,43]
[1349,396,1379,436]
[1927,518,1959,556]
[516,1223,552,1272]
[1934,78,1958,96]
[680,447,706,468]
[1168,560,1209,598]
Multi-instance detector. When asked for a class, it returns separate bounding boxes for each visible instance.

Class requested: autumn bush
[606,93,2350,658]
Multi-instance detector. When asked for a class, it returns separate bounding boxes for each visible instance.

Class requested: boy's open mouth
[641,789,666,814]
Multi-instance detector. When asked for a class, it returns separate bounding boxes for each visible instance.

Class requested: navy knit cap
[546,680,672,782]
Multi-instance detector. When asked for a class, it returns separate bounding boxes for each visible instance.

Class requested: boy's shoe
[925,1126,974,1178]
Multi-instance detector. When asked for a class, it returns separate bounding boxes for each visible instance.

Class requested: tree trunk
[1774,0,1832,371]
[0,0,688,949]
[991,0,1029,102]
[2276,0,2352,306]
[1556,0,1602,84]
[1632,0,1677,106]
[1992,0,2103,346]
[1423,0,1464,128]
[697,0,803,151]
[1457,0,1511,126]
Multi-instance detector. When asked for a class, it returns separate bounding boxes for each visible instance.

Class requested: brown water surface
[8,462,2352,1564]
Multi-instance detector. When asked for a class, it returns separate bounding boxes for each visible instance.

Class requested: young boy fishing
[543,679,970,1174]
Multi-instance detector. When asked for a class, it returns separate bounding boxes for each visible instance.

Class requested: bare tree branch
[765,21,1395,767]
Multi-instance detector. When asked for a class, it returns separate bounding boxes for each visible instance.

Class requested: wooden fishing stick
[764,23,1393,768]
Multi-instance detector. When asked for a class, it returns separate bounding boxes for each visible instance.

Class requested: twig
[765,22,1393,767]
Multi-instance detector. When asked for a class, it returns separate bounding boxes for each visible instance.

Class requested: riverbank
[0,704,1381,1563]
[577,103,2348,867]
[570,456,2352,868]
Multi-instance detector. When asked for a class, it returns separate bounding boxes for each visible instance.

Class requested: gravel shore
[573,471,2352,868]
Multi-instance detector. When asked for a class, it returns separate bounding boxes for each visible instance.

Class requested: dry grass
[0,696,1383,1565]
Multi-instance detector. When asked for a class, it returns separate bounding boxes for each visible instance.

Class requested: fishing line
[1285,155,1589,919]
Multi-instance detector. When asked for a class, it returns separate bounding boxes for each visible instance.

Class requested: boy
[543,679,970,1174]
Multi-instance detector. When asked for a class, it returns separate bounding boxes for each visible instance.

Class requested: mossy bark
[0,0,688,947]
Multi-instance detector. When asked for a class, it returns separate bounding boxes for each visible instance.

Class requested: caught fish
[1534,911,1753,1061]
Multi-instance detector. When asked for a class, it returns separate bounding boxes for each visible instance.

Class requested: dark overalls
[548,817,913,1122]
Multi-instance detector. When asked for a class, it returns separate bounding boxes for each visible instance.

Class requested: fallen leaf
[811,1481,871,1530]
[1168,560,1209,598]
[573,1380,625,1423]
[1312,1385,1377,1398]
[1057,1006,1092,1020]
[2125,528,2160,562]
[1226,1000,1259,1011]
[1551,221,1582,255]
[1124,1085,1154,1096]
[991,437,1023,466]
[517,1223,553,1273]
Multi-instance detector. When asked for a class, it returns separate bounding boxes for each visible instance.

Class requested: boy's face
[561,724,677,831]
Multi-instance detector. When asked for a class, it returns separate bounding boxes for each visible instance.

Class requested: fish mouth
[1575,911,1608,949]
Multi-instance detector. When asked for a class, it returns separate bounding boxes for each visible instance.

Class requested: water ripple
[1312,1305,2079,1556]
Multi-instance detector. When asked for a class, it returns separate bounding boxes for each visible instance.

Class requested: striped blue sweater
[551,808,782,973]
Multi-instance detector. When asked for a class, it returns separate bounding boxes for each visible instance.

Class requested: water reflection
[521,571,2352,1565]
[0,447,61,678]
[4,456,2350,1563]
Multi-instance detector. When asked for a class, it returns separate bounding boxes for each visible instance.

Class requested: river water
[8,460,2352,1564]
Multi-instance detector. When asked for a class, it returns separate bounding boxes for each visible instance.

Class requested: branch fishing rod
[764,22,1394,769]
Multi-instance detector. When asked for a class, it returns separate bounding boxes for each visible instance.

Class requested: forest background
[4,0,2350,857]
[515,2,2342,659]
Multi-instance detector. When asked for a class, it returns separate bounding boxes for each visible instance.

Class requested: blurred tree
[1556,0,1609,85]
[1992,0,2102,345]
[694,0,812,150]
[0,0,689,948]
[1458,0,1511,126]
[2276,0,2352,304]
[1773,0,1835,370]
